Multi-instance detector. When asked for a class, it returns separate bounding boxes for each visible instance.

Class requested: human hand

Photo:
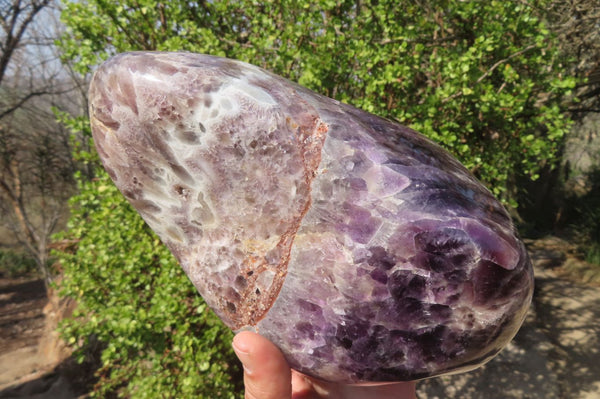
[232,331,417,399]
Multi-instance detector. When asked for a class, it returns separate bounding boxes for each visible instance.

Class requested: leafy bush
[54,171,242,398]
[578,205,600,265]
[564,169,600,266]
[55,0,576,397]
[60,0,574,205]
[0,249,38,278]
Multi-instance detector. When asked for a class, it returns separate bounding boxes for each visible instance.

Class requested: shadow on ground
[0,277,97,399]
[0,366,73,399]
[0,279,47,353]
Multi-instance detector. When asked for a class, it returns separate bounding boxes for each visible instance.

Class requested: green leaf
[56,0,576,396]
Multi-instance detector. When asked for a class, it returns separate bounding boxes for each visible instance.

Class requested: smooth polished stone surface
[89,52,534,383]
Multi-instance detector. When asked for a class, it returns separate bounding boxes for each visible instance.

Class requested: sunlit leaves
[60,0,574,203]
[56,0,574,396]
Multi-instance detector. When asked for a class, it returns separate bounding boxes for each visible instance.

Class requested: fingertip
[232,331,292,399]
[232,330,254,355]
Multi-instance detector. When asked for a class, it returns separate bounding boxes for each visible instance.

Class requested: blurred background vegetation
[1,0,599,397]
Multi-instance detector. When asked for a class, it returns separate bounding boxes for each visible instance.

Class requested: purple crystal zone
[88,52,534,383]
[256,101,532,381]
[257,105,532,382]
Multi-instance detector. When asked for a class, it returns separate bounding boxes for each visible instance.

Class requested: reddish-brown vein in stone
[228,117,328,329]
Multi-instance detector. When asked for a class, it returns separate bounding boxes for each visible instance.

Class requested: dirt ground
[0,277,89,399]
[0,236,599,398]
[0,279,50,390]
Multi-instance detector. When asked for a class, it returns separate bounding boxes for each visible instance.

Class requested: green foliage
[564,169,600,266]
[60,0,575,205]
[54,108,95,163]
[585,245,600,265]
[56,0,576,396]
[0,249,38,278]
[54,170,241,398]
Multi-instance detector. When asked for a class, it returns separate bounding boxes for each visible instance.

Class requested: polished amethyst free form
[89,52,533,383]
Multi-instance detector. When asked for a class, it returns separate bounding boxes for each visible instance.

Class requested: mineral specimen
[88,52,534,383]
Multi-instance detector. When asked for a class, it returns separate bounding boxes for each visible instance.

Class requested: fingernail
[232,334,250,352]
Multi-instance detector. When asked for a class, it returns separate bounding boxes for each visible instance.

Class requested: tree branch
[0,0,51,84]
[0,89,62,119]
[568,107,600,113]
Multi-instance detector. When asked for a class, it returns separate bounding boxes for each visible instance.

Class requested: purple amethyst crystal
[88,52,533,383]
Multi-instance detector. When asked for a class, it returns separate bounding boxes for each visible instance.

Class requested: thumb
[233,331,292,399]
